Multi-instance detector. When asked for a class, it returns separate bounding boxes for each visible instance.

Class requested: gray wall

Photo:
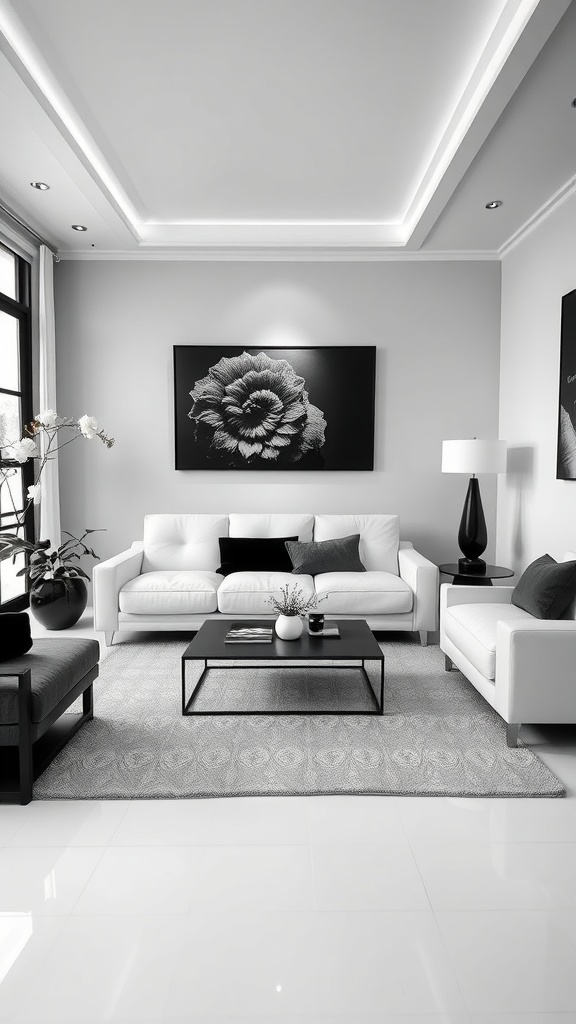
[54,259,501,567]
[497,191,576,573]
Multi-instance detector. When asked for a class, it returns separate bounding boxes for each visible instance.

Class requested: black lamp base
[457,476,488,570]
[458,556,486,575]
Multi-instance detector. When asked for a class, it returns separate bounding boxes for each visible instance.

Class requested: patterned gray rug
[35,635,565,799]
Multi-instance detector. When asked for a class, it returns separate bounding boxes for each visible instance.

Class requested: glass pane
[0,467,24,517]
[0,247,16,300]
[0,311,20,391]
[0,536,26,603]
[0,392,22,454]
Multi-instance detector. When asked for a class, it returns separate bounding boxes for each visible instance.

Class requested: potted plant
[0,410,114,627]
[13,529,103,629]
[268,583,324,640]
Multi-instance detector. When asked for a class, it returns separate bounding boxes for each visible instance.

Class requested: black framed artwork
[174,346,376,470]
[557,288,576,480]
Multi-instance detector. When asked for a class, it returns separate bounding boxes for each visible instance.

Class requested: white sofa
[440,551,576,747]
[93,513,438,646]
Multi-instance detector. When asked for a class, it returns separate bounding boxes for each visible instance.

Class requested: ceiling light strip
[0,0,141,234]
[402,0,542,234]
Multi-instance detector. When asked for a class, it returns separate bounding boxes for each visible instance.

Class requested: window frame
[0,244,34,611]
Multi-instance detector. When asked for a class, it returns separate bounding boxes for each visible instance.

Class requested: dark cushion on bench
[0,638,99,726]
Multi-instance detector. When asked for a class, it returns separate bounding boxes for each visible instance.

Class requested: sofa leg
[419,630,428,647]
[444,655,453,671]
[104,631,115,647]
[506,723,521,748]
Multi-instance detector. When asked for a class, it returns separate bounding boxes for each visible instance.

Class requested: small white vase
[275,614,303,640]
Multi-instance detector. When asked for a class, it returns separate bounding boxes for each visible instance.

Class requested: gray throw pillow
[511,553,576,619]
[285,534,366,576]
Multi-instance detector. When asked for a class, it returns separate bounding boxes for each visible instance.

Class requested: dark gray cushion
[511,554,576,619]
[285,534,366,576]
[0,638,99,726]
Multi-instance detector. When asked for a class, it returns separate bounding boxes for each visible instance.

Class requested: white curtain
[38,245,61,546]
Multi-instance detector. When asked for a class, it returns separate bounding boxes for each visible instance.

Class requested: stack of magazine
[225,624,274,644]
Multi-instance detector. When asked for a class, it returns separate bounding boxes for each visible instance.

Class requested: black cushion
[286,534,366,576]
[217,536,298,576]
[0,638,99,725]
[0,612,33,661]
[511,554,576,619]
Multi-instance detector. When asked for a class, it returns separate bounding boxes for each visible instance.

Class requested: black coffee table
[181,618,384,716]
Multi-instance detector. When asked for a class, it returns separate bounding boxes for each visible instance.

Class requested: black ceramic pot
[30,578,88,630]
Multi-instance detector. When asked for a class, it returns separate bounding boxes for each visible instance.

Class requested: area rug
[34,635,565,799]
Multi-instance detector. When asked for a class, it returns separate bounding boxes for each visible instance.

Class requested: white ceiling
[0,0,574,258]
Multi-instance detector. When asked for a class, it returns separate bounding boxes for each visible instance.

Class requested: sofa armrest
[398,546,439,631]
[93,543,144,632]
[441,583,514,609]
[496,618,576,723]
[440,584,515,651]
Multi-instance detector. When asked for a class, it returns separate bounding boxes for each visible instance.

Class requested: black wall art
[557,288,576,480]
[174,346,376,470]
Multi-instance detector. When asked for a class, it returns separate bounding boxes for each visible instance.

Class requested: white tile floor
[1,615,575,1022]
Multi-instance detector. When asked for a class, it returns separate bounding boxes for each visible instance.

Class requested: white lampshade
[442,438,507,474]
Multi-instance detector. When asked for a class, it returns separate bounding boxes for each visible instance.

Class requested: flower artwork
[189,351,326,468]
[557,289,576,480]
[174,346,376,471]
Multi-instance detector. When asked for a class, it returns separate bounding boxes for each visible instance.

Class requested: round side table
[439,563,514,586]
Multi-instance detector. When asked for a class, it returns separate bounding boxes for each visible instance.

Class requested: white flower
[78,415,98,439]
[36,409,58,428]
[27,483,41,504]
[9,437,38,463]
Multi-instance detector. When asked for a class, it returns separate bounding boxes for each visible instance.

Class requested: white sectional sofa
[93,513,438,646]
[440,551,576,747]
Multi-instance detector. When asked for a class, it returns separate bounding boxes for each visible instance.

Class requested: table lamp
[442,438,507,574]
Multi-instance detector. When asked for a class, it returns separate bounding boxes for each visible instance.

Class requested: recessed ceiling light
[71,224,87,231]
[571,98,576,107]
[485,200,503,210]
[30,181,49,190]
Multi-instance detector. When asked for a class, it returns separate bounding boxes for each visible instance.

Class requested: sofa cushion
[0,638,99,726]
[286,535,366,576]
[444,602,535,680]
[217,536,297,575]
[313,514,399,574]
[314,571,413,615]
[119,571,221,614]
[217,571,315,615]
[561,551,576,620]
[142,514,228,573]
[0,612,33,661]
[511,553,576,619]
[229,513,313,541]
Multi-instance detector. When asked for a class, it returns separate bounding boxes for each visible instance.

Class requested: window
[0,243,33,610]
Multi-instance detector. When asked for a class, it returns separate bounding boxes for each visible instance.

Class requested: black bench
[0,638,99,804]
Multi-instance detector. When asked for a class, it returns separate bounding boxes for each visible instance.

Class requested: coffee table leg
[182,659,210,715]
[360,659,385,714]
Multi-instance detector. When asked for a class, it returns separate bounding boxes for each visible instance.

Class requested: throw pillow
[0,611,33,660]
[511,553,576,619]
[285,534,366,576]
[217,536,298,576]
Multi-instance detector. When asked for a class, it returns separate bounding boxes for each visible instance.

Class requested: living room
[1,0,576,1019]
